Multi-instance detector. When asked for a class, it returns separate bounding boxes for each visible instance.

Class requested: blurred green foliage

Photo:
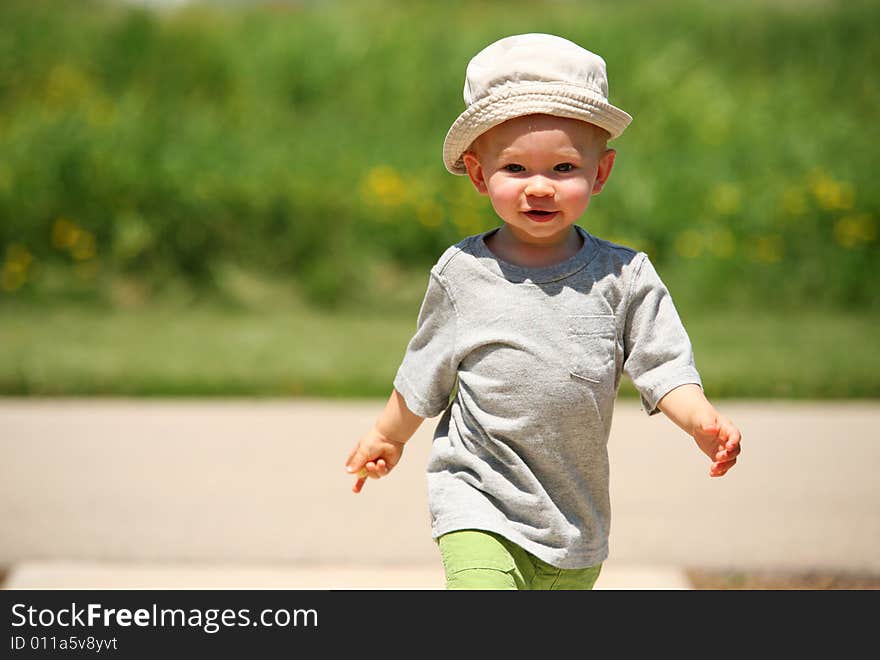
[3,301,877,398]
[1,0,877,311]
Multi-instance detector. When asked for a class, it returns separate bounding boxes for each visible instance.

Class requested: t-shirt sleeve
[622,254,702,416]
[392,270,459,418]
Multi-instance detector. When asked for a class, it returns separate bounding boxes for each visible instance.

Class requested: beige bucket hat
[443,33,633,175]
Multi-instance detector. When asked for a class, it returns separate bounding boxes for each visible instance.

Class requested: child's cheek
[570,180,596,206]
[487,180,520,207]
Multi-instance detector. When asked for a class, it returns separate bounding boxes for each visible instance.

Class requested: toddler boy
[345,33,742,590]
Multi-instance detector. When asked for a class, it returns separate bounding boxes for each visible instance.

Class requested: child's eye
[554,163,576,172]
[502,164,525,173]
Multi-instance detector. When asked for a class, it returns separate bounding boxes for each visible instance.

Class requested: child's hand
[345,427,406,493]
[691,413,742,477]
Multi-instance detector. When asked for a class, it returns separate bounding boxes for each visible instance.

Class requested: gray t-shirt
[393,225,702,569]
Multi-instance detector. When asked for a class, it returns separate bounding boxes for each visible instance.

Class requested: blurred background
[1,0,878,589]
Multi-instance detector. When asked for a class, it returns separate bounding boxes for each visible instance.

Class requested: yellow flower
[2,243,34,292]
[451,180,485,211]
[1,268,26,292]
[446,181,489,235]
[752,235,783,263]
[71,230,97,261]
[416,200,443,228]
[52,217,81,250]
[808,170,854,211]
[780,186,808,217]
[44,63,93,108]
[452,210,486,237]
[360,165,408,210]
[674,230,703,258]
[709,183,742,216]
[5,243,33,268]
[833,214,876,248]
[51,218,97,259]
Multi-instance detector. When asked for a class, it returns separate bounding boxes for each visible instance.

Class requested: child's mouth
[523,210,558,222]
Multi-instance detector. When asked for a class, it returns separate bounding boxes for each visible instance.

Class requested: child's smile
[523,209,558,222]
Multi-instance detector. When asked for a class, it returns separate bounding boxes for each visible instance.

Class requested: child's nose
[523,176,554,197]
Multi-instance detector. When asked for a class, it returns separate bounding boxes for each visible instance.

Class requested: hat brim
[442,82,633,175]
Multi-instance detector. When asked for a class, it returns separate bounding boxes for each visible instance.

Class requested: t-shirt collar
[471,224,597,284]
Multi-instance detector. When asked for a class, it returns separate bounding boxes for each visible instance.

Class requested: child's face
[462,114,616,245]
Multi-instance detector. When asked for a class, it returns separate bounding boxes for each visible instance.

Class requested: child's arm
[345,388,425,493]
[656,384,742,477]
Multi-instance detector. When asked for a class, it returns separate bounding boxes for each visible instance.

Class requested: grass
[0,301,414,397]
[1,301,878,399]
[680,307,880,399]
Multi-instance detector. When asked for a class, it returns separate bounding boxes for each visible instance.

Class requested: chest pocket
[567,315,617,384]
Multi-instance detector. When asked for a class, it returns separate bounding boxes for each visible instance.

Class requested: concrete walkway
[2,398,878,589]
[2,560,690,590]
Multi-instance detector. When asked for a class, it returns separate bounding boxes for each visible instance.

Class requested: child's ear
[462,152,489,195]
[591,148,616,195]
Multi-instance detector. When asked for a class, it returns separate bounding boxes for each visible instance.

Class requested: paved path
[1,398,878,589]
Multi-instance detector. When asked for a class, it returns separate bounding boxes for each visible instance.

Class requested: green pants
[437,529,602,590]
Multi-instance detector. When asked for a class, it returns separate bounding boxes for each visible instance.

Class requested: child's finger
[364,459,391,475]
[345,446,368,474]
[714,442,741,461]
[710,457,737,477]
[725,427,742,451]
[352,468,368,494]
[351,459,391,493]
[714,451,738,463]
[717,418,740,441]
